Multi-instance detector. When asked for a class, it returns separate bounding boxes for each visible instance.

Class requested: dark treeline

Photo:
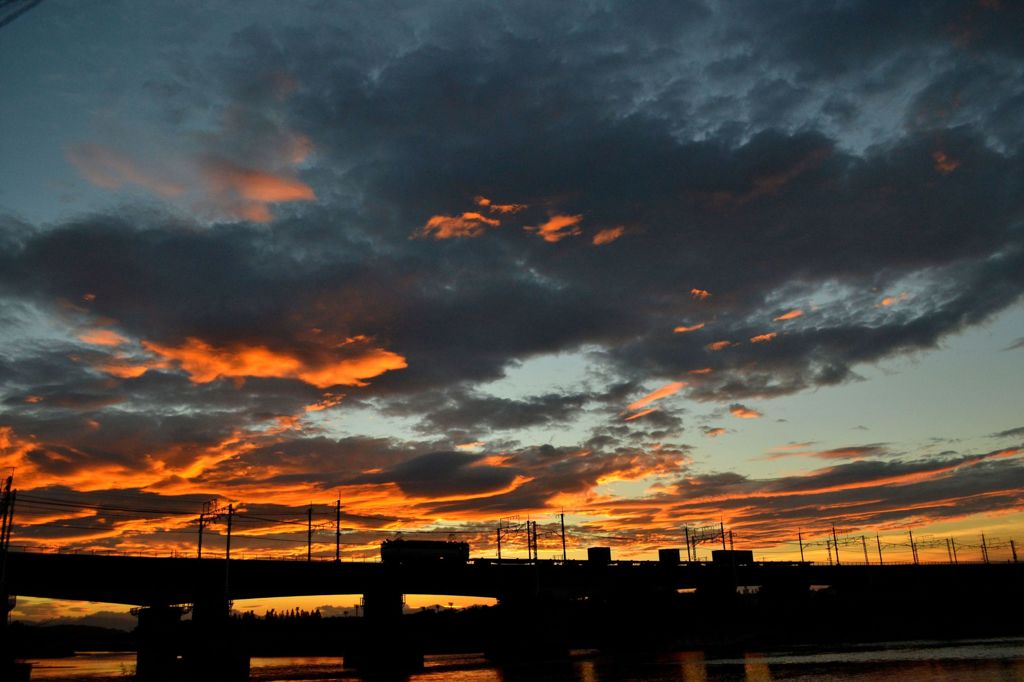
[6,623,135,657]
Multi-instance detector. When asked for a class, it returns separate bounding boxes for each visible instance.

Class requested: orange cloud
[304,392,344,412]
[704,427,726,438]
[66,144,185,197]
[932,150,959,174]
[78,329,127,347]
[624,407,658,421]
[456,441,485,450]
[592,226,625,246]
[690,288,711,300]
[99,361,157,379]
[773,309,803,321]
[207,163,315,203]
[674,323,705,334]
[750,332,777,343]
[141,337,407,388]
[418,212,501,239]
[203,160,315,222]
[24,395,44,404]
[628,381,686,411]
[526,214,583,243]
[689,367,713,375]
[475,196,526,214]
[707,340,732,351]
[730,404,763,419]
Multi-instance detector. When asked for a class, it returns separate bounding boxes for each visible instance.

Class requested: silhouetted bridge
[4,551,1023,679]
[7,551,1020,605]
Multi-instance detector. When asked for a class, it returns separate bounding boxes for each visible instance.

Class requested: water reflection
[23,637,1024,681]
[674,650,707,682]
[743,652,771,682]
[576,658,597,682]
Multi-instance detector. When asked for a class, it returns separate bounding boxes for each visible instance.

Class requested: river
[24,637,1024,681]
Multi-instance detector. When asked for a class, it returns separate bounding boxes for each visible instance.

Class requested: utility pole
[0,475,14,589]
[826,539,832,566]
[1011,539,1018,563]
[198,510,205,559]
[307,505,313,562]
[719,521,727,552]
[2,491,13,552]
[862,535,869,564]
[798,530,805,562]
[225,503,234,561]
[946,538,953,563]
[560,512,567,561]
[0,475,12,551]
[1,475,13,552]
[532,521,539,561]
[951,537,959,564]
[876,533,884,565]
[496,524,502,560]
[981,533,989,563]
[908,530,918,565]
[729,529,734,551]
[224,503,234,606]
[831,524,841,565]
[524,519,531,560]
[335,498,341,562]
[685,527,692,562]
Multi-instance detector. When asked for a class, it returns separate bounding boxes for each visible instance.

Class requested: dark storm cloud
[4,127,1018,406]
[220,435,426,486]
[380,383,646,435]
[414,390,591,433]
[421,442,690,516]
[347,450,522,498]
[3,1,1022,407]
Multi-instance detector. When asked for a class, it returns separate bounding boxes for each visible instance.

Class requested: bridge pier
[134,605,185,681]
[344,590,423,673]
[2,592,31,682]
[178,595,250,682]
[485,593,572,664]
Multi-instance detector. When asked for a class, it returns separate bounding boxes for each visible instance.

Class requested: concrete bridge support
[179,595,250,682]
[134,605,184,682]
[485,593,572,664]
[344,590,423,673]
[2,592,31,682]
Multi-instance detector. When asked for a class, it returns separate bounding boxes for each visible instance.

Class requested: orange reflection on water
[744,652,772,681]
[576,658,597,682]
[675,650,707,682]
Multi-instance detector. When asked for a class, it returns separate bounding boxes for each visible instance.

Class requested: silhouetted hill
[8,622,135,657]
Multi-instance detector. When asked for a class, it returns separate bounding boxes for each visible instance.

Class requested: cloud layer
[1,0,1022,557]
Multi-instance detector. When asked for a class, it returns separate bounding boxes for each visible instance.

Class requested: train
[380,539,470,564]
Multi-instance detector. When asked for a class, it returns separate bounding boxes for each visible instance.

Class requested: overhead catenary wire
[0,0,44,31]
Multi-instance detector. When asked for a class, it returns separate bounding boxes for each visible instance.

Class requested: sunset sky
[1,1,1023,620]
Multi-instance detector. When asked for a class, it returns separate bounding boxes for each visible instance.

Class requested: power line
[0,0,45,31]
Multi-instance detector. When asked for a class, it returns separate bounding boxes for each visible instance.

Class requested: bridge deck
[4,551,1020,606]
